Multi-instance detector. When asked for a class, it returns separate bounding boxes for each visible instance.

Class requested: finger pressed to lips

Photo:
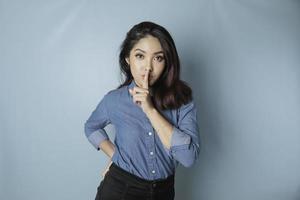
[142,75,153,80]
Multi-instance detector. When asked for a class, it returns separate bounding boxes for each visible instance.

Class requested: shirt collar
[128,79,137,90]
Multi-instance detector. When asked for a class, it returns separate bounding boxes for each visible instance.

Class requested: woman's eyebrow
[134,48,164,55]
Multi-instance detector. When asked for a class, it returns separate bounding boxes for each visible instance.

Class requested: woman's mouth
[142,75,153,80]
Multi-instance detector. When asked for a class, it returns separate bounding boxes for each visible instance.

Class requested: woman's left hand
[129,70,154,114]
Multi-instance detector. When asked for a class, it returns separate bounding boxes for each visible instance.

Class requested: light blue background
[1,0,300,200]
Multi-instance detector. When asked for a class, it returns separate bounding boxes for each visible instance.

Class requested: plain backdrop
[1,0,300,200]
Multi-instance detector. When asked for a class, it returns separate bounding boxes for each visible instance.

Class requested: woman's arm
[99,140,115,177]
[84,94,112,151]
[145,108,173,149]
[129,75,200,168]
[99,139,115,158]
[145,101,201,168]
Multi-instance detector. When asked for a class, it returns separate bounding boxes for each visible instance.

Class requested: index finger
[142,70,149,89]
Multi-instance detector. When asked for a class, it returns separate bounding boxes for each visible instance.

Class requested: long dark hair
[117,21,193,111]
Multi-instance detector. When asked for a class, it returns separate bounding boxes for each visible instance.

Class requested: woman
[84,21,201,200]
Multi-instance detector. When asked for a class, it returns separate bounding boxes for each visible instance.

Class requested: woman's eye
[155,56,164,62]
[135,54,144,59]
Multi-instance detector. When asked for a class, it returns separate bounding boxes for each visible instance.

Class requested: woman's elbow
[180,147,201,168]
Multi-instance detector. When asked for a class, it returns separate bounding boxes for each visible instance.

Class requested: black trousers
[95,162,175,200]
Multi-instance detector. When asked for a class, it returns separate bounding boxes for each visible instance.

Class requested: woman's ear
[125,57,129,65]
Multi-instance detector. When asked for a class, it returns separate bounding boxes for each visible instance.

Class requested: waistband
[107,162,174,189]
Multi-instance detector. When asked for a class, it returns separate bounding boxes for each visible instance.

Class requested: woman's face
[126,35,165,88]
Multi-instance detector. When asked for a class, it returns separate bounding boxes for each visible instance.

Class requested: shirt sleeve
[166,100,201,167]
[84,93,111,151]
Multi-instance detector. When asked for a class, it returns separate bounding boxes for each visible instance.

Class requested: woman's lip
[142,75,153,79]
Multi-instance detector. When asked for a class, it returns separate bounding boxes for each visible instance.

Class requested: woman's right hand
[99,140,115,177]
[101,160,113,178]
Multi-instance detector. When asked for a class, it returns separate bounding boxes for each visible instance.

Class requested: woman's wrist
[109,144,115,159]
[99,139,116,158]
[109,151,115,159]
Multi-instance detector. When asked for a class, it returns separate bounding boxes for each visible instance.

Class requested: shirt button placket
[148,131,156,178]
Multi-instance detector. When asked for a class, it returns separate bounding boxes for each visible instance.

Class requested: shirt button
[148,132,152,136]
[152,170,156,174]
[150,151,154,155]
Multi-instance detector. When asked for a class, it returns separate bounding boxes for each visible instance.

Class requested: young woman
[84,21,201,200]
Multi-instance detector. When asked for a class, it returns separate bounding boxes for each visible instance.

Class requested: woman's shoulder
[176,99,197,115]
[180,99,196,109]
[103,84,128,101]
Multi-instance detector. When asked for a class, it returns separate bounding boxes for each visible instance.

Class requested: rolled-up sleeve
[167,100,201,167]
[84,94,111,151]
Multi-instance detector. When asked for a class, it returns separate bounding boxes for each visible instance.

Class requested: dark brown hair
[117,21,192,111]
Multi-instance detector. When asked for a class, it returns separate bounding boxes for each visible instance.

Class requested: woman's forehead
[131,36,163,54]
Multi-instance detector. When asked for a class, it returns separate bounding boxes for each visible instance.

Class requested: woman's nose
[145,63,153,72]
[145,66,152,72]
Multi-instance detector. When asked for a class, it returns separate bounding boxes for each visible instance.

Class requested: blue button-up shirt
[84,80,201,180]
